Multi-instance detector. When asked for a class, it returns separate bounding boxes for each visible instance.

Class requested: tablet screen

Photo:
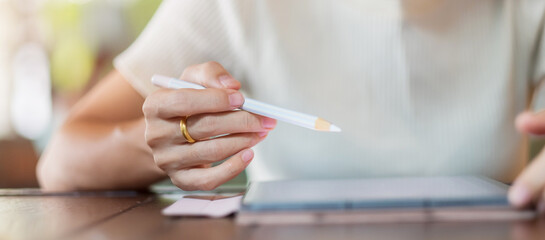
[242,176,509,211]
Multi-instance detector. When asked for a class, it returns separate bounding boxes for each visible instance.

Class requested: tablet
[238,176,535,224]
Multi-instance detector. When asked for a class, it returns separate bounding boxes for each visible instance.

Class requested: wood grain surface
[1,189,544,240]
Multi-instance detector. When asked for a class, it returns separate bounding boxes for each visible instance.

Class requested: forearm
[37,117,166,191]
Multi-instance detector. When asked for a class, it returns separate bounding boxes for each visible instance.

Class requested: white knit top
[115,0,545,183]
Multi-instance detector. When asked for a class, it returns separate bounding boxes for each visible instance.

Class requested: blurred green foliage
[125,0,163,37]
[42,0,161,94]
[50,34,95,92]
[43,1,93,93]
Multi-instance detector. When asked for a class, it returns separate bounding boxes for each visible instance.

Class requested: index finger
[146,88,245,118]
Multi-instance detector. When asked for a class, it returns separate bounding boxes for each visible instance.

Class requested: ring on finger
[180,116,197,143]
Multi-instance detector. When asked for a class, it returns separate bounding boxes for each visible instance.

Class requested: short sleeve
[114,0,242,97]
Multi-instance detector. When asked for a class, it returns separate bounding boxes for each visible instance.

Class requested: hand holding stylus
[142,61,276,191]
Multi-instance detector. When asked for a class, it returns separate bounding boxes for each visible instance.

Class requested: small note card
[162,195,243,218]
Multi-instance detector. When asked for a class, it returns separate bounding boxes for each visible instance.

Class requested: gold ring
[180,116,196,143]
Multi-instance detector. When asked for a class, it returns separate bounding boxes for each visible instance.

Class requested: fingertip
[515,111,534,132]
[508,183,532,208]
[241,149,254,163]
[515,111,545,135]
[228,91,245,108]
[262,117,277,130]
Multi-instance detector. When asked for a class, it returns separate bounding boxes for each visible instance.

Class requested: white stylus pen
[152,75,341,132]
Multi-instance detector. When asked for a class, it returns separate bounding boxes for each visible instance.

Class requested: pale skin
[38,61,545,213]
[511,112,545,212]
[37,61,276,191]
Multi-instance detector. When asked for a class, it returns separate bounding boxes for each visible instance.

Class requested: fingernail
[509,184,532,208]
[262,118,277,129]
[258,132,268,137]
[242,149,254,163]
[219,75,237,88]
[229,92,244,107]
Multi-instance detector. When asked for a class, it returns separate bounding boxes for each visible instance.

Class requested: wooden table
[1,188,544,240]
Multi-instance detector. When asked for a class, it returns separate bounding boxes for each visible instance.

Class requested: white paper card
[162,195,242,218]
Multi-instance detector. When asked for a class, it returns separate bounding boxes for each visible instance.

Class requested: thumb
[515,111,545,135]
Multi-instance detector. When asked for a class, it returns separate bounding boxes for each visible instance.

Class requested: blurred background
[0,0,542,189]
[0,0,162,188]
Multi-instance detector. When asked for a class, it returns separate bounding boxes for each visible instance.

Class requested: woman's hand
[509,111,545,213]
[142,62,276,191]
